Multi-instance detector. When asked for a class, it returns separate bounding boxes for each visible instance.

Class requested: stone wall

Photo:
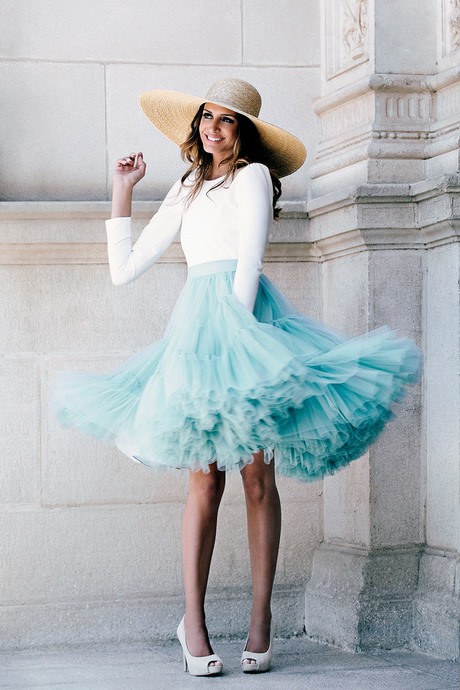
[1,0,459,660]
[0,0,321,648]
[304,0,460,660]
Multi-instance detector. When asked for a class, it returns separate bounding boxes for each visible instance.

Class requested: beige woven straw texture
[140,79,306,177]
[205,78,262,117]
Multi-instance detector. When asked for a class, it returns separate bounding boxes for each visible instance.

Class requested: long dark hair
[180,104,282,219]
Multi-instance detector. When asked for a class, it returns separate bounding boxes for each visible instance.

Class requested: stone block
[425,150,460,180]
[206,584,306,638]
[323,253,370,545]
[106,64,315,201]
[0,597,185,649]
[264,261,321,318]
[272,216,309,242]
[305,543,420,650]
[310,160,370,199]
[243,0,320,65]
[370,250,422,337]
[324,457,371,547]
[0,215,110,244]
[209,502,252,590]
[309,204,359,241]
[374,0,437,75]
[0,585,305,649]
[413,549,460,660]
[417,193,453,230]
[45,356,188,506]
[0,62,106,201]
[322,252,369,334]
[425,244,460,549]
[0,263,187,354]
[359,204,415,231]
[365,250,423,545]
[0,0,241,64]
[368,402,422,546]
[215,482,320,590]
[367,159,425,185]
[278,497,322,586]
[0,504,183,604]
[0,356,40,504]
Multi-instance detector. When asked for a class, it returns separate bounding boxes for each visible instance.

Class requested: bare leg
[240,450,281,661]
[182,463,226,659]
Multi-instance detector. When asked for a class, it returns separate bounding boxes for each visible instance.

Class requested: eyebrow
[203,108,236,118]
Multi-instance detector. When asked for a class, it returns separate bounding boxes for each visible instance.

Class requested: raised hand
[114,152,147,188]
[111,152,147,218]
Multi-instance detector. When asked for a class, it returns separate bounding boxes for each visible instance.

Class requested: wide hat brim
[140,89,307,178]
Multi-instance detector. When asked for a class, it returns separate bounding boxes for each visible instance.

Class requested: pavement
[0,636,459,690]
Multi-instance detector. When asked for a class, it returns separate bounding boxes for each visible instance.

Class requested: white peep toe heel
[177,617,223,677]
[241,621,274,673]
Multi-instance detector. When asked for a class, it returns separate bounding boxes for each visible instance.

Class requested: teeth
[207,136,223,142]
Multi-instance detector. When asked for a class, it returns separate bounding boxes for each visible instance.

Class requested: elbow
[109,269,132,287]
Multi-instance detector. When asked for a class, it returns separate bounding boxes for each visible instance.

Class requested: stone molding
[311,70,460,181]
[0,242,316,266]
[0,201,313,265]
[3,175,460,265]
[307,174,460,258]
[0,583,305,650]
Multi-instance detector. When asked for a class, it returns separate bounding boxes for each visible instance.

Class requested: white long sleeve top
[105,162,274,312]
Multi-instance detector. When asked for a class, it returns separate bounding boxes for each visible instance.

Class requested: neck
[207,157,229,180]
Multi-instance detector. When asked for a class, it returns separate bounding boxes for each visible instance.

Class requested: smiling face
[199,102,239,164]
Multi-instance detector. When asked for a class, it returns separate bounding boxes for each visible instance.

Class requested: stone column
[305,0,460,658]
[412,0,460,660]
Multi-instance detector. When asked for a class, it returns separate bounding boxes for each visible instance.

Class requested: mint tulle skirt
[52,259,422,481]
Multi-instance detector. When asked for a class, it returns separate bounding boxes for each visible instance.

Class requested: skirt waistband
[187,259,238,277]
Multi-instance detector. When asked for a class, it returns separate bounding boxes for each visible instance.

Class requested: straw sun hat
[140,78,306,178]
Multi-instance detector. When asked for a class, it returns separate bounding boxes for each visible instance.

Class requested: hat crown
[205,78,262,118]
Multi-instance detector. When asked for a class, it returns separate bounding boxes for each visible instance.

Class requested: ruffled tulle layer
[52,260,422,482]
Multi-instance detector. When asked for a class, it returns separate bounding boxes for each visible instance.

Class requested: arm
[232,163,273,311]
[111,151,146,218]
[106,153,184,285]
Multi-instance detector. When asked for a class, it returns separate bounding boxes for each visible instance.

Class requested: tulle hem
[52,264,422,482]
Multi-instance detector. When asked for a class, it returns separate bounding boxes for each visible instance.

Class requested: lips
[206,135,224,143]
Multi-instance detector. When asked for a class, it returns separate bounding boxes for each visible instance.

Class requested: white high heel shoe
[241,621,274,673]
[177,616,223,677]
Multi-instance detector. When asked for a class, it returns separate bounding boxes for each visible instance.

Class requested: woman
[53,78,421,676]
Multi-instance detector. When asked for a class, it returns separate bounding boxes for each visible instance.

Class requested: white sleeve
[105,179,184,286]
[232,164,273,312]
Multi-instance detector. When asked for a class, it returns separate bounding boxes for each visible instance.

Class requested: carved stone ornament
[443,0,460,55]
[325,0,369,78]
[342,0,368,59]
[449,0,460,51]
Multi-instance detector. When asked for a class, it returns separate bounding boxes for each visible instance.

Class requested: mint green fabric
[53,261,421,481]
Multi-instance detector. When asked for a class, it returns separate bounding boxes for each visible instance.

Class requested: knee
[189,469,226,507]
[241,471,275,505]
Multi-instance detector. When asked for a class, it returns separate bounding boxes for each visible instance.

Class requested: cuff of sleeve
[105,217,132,237]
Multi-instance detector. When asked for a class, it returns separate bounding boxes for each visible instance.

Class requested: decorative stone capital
[307,174,460,260]
[311,73,433,188]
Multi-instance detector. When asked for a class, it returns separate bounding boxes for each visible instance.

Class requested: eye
[221,116,235,124]
[202,112,212,119]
